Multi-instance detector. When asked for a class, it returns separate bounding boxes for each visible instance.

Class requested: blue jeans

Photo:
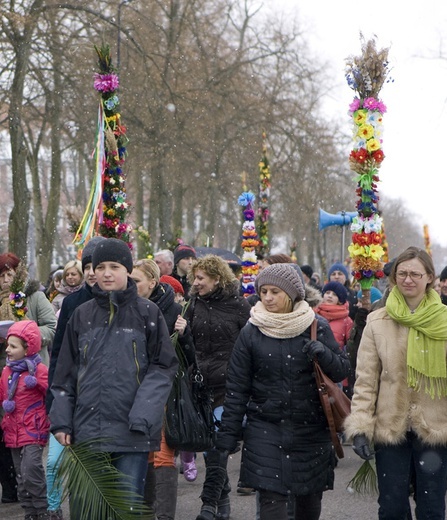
[376,431,447,519]
[111,451,148,498]
[46,434,64,511]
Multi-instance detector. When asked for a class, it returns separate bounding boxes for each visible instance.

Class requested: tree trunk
[7,0,44,258]
[38,34,63,281]
[8,45,32,258]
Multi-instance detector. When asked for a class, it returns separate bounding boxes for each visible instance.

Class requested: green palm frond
[347,459,378,496]
[94,44,114,72]
[55,439,153,519]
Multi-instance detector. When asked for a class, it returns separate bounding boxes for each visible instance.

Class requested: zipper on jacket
[77,343,88,393]
[109,296,115,325]
[133,341,141,385]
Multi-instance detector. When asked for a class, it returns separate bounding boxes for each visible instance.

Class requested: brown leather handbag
[311,319,351,458]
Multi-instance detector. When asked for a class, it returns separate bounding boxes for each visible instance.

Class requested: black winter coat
[46,283,94,413]
[50,278,178,452]
[215,316,350,496]
[186,282,251,407]
[150,282,195,366]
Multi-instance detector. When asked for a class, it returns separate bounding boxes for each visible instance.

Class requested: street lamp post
[117,0,135,69]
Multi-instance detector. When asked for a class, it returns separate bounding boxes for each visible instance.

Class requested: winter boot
[196,504,217,520]
[216,495,231,519]
[197,450,229,520]
[143,462,156,516]
[154,466,178,520]
[216,475,231,519]
[180,451,198,482]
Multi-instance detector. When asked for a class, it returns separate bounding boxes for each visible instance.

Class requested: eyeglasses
[395,271,426,281]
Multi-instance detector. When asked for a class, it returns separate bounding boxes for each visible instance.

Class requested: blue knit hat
[358,287,382,304]
[322,281,347,304]
[328,262,349,280]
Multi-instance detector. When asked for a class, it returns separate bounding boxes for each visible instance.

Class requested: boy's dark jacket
[49,278,178,452]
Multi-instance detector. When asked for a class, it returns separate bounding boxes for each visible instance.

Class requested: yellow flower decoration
[353,109,368,125]
[357,123,374,140]
[367,244,384,260]
[366,138,381,152]
[348,243,366,257]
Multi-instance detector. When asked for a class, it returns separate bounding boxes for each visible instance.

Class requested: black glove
[302,340,326,360]
[352,434,375,460]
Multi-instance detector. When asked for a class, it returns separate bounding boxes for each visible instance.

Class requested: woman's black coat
[186,282,251,408]
[215,316,350,496]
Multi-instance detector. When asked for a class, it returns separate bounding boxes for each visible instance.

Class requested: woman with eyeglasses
[345,246,447,519]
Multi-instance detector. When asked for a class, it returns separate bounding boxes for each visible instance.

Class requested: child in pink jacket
[0,320,50,520]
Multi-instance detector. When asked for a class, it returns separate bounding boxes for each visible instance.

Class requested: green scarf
[386,287,447,399]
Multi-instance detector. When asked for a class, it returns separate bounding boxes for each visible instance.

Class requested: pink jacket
[314,302,353,349]
[0,363,49,448]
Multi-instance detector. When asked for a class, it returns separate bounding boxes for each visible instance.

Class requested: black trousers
[0,430,17,500]
[259,490,322,520]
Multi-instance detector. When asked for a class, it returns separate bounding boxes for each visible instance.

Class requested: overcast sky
[261,0,447,247]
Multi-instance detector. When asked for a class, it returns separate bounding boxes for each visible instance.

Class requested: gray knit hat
[81,236,107,271]
[92,238,133,273]
[255,263,305,302]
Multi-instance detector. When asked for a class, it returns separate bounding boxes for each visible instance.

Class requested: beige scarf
[249,300,315,339]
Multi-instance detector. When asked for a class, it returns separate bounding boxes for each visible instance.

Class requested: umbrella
[0,320,14,339]
[195,247,242,266]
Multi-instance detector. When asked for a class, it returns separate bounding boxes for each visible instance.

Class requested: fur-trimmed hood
[304,284,323,308]
[24,279,43,297]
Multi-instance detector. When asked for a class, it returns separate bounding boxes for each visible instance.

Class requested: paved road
[1,446,415,519]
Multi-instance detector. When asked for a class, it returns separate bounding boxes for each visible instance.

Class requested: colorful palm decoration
[346,37,392,291]
[424,225,432,257]
[74,44,131,247]
[238,191,260,297]
[256,131,271,258]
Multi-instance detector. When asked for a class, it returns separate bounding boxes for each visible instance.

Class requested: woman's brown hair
[389,246,435,291]
[188,255,236,290]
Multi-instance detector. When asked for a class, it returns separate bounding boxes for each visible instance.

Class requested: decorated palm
[345,36,392,494]
[346,36,392,305]
[74,44,132,248]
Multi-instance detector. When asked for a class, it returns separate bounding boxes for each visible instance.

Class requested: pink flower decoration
[376,100,387,114]
[363,97,379,110]
[116,223,129,234]
[349,97,361,113]
[94,73,119,92]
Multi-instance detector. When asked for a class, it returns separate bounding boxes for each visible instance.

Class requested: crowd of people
[1,241,447,520]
